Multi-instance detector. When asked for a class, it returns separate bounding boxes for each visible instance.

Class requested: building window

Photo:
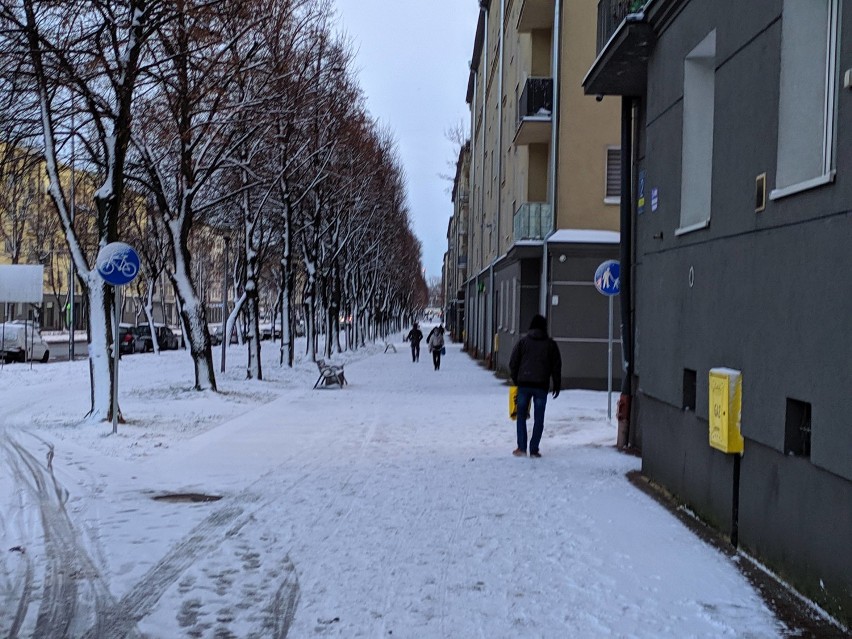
[772,0,839,199]
[605,146,621,204]
[677,30,716,236]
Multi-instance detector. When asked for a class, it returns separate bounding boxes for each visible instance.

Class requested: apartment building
[459,0,622,389]
[585,0,852,624]
[444,143,471,340]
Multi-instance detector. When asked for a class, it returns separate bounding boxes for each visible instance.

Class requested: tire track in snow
[1,432,131,639]
[80,503,249,639]
[0,444,35,639]
[80,454,331,638]
[438,481,471,638]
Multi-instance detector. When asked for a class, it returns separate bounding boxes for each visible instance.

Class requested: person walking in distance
[509,314,562,458]
[426,324,445,370]
[405,322,423,362]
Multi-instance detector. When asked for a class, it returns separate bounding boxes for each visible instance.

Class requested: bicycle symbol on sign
[96,242,141,286]
[99,251,138,279]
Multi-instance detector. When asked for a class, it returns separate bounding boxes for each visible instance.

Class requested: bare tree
[0,0,170,420]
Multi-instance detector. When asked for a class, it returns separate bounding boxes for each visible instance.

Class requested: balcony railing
[518,77,553,123]
[513,202,553,242]
[516,78,553,145]
[597,0,646,54]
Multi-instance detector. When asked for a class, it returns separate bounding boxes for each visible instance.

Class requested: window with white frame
[678,30,716,235]
[605,146,621,204]
[773,0,839,198]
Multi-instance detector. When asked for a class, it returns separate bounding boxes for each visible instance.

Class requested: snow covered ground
[0,329,824,637]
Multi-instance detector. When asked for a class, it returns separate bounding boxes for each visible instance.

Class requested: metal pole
[112,287,120,434]
[220,236,229,373]
[607,295,613,420]
[69,104,76,361]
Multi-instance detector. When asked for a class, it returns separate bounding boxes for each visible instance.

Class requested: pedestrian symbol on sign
[594,260,620,297]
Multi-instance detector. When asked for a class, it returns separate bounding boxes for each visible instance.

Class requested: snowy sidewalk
[2,337,786,638]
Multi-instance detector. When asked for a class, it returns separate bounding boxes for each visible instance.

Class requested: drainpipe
[540,0,561,314]
[479,4,489,354]
[469,68,478,352]
[616,97,635,449]
[489,0,505,367]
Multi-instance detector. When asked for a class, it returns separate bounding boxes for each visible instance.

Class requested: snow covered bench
[313,359,347,389]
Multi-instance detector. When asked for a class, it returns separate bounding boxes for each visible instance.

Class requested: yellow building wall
[556,0,621,232]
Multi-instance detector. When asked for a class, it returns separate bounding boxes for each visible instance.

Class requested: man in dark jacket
[405,322,424,362]
[508,314,562,458]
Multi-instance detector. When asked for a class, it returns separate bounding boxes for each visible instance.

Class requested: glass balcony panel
[513,203,553,242]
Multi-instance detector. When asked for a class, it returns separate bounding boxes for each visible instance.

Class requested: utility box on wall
[708,368,744,454]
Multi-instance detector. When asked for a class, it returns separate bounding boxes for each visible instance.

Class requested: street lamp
[220,234,230,373]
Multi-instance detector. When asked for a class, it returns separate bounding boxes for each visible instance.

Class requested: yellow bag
[509,386,530,420]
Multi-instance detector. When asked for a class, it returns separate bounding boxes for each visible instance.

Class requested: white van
[0,322,50,363]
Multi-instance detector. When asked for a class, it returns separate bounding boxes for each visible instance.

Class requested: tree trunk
[169,221,216,390]
[82,274,115,421]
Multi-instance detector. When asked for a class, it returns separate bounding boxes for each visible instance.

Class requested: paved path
[2,338,796,638]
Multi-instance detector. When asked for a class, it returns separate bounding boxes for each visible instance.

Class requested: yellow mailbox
[708,368,744,454]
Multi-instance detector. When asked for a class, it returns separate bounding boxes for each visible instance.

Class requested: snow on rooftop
[548,229,620,244]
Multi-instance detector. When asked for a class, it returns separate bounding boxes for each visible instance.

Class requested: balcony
[584,0,653,97]
[513,202,553,242]
[518,0,554,32]
[515,78,553,146]
[597,0,645,53]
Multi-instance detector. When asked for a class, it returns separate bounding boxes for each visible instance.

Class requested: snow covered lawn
[1,333,788,637]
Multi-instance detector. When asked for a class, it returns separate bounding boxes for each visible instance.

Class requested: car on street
[118,325,141,355]
[0,322,50,362]
[260,322,282,340]
[208,324,224,345]
[134,324,179,352]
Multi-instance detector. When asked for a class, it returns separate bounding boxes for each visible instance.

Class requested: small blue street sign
[594,260,620,296]
[96,242,140,287]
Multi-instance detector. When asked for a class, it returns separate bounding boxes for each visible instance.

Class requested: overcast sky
[333,1,480,281]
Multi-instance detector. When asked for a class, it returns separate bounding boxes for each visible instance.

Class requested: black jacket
[406,328,423,344]
[509,329,562,392]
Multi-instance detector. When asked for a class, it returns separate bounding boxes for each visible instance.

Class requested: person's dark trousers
[411,344,420,362]
[516,386,548,453]
[432,349,441,370]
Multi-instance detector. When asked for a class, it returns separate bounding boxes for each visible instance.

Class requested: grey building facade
[585,0,852,625]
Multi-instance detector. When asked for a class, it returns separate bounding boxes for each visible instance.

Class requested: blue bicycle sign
[96,242,140,286]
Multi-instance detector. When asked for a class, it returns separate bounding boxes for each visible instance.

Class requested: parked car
[118,324,140,355]
[134,324,179,352]
[208,324,222,346]
[260,322,282,340]
[0,322,50,362]
[211,323,242,344]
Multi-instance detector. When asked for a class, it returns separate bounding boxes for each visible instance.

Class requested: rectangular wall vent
[755,173,767,212]
[785,398,812,458]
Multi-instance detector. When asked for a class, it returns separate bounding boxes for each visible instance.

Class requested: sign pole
[593,259,621,424]
[96,242,140,435]
[608,295,613,421]
[112,286,120,435]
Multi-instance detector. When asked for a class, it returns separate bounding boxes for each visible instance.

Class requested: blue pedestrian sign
[96,242,140,286]
[594,260,620,296]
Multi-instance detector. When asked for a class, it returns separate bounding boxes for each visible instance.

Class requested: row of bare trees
[0,0,428,421]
